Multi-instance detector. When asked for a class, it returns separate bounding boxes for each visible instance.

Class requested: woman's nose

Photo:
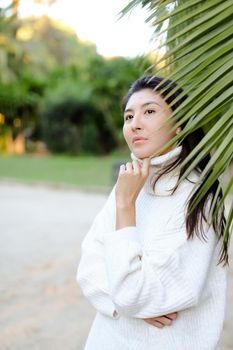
[131,115,142,131]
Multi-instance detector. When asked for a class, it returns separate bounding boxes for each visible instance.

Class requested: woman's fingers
[120,159,149,175]
[125,162,133,172]
[151,320,164,328]
[144,319,164,328]
[119,164,126,174]
[132,160,140,173]
[143,312,178,328]
[154,316,172,326]
[165,312,177,320]
[116,158,150,206]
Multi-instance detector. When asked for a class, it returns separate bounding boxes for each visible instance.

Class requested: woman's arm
[115,159,149,230]
[77,159,150,319]
[76,187,120,319]
[76,187,179,325]
[102,220,220,318]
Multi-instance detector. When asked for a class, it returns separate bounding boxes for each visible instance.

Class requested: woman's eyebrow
[124,101,161,113]
[142,101,161,107]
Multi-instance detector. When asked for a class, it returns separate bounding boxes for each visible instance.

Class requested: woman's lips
[133,137,148,144]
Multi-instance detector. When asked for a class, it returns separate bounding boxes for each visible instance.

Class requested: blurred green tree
[0,1,152,155]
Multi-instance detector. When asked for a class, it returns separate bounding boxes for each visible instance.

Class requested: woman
[76,76,228,349]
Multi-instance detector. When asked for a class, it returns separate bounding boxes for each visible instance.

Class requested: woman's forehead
[125,88,166,110]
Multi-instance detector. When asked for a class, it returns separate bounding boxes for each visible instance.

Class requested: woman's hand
[115,158,150,208]
[143,312,178,328]
[115,158,150,230]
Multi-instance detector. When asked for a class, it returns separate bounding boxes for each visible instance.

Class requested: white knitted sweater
[76,145,227,350]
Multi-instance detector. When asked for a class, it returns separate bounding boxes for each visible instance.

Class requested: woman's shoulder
[176,168,202,196]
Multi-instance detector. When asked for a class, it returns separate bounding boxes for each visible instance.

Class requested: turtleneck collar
[130,145,182,196]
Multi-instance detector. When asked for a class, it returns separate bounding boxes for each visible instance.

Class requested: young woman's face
[123,88,177,159]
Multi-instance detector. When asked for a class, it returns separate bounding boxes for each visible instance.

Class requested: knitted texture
[76,145,227,350]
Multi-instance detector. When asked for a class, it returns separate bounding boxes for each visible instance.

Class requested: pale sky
[16,0,156,58]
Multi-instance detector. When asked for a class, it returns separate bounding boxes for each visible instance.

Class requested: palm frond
[121,0,233,256]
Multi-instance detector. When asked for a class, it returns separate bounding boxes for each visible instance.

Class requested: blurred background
[0,1,232,349]
[0,0,156,189]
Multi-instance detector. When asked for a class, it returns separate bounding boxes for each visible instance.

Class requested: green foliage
[15,16,97,79]
[39,69,117,155]
[0,3,152,155]
[38,50,151,155]
[87,54,152,143]
[80,123,100,154]
[40,95,117,155]
[41,98,81,154]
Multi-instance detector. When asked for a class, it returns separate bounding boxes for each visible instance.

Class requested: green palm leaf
[120,0,233,259]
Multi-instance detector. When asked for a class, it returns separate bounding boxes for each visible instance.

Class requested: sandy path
[0,182,232,350]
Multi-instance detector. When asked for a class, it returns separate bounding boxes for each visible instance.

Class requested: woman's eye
[145,109,155,115]
[125,115,133,121]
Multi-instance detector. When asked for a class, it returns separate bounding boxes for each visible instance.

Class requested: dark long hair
[122,75,228,265]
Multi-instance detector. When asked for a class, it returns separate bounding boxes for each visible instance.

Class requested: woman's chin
[133,150,154,159]
[132,145,175,159]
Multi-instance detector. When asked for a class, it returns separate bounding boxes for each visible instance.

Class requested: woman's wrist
[116,205,136,230]
[116,199,136,210]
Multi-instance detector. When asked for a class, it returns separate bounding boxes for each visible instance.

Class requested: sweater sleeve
[76,186,120,319]
[102,204,222,318]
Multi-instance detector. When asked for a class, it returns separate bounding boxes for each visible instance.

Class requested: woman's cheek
[123,125,129,142]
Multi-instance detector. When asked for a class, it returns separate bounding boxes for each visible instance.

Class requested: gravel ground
[0,182,232,350]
